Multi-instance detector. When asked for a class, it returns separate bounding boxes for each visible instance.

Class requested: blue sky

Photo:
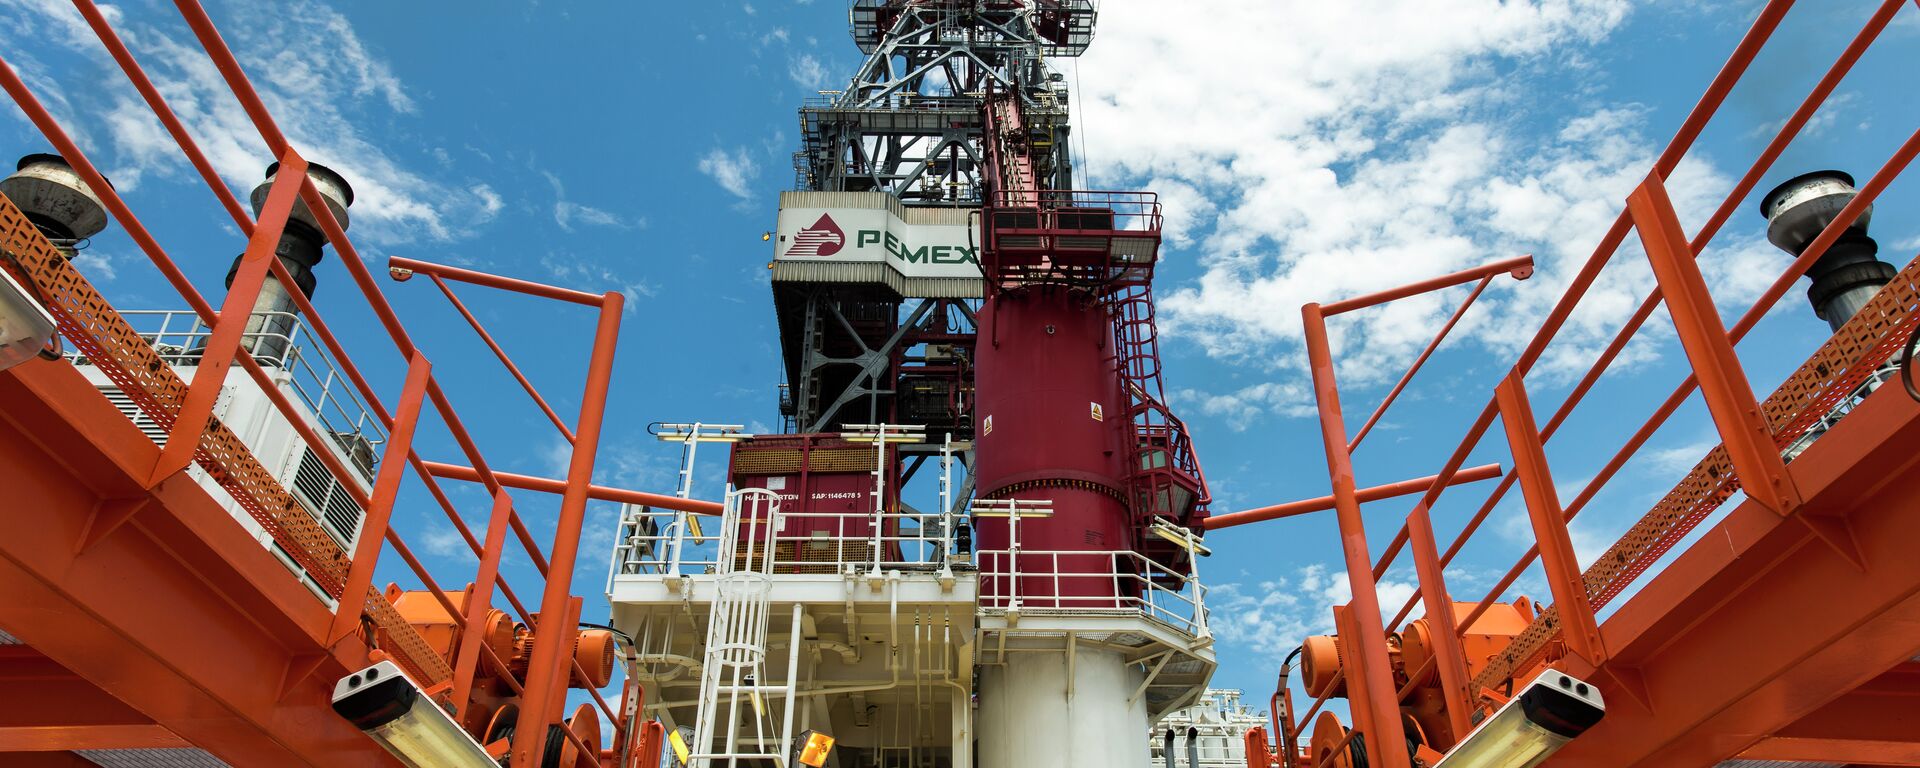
[5,0,1919,728]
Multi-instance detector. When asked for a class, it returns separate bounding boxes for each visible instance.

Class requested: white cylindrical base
[978,643,1150,768]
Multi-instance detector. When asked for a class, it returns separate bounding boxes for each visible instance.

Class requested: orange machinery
[1214,1,1920,766]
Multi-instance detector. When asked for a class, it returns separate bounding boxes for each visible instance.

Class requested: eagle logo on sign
[786,214,845,258]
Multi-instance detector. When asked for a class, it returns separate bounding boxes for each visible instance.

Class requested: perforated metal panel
[1473,255,1920,691]
[0,193,449,686]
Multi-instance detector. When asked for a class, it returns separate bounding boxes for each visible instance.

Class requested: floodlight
[1150,519,1210,556]
[1433,669,1604,768]
[331,661,494,768]
[797,730,836,767]
[668,727,693,765]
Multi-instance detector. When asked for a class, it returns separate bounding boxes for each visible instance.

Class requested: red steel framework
[1226,1,1920,766]
[0,2,705,766]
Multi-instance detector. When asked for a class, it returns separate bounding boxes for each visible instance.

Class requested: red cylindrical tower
[973,283,1135,607]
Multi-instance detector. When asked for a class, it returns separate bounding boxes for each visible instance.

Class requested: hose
[1901,320,1920,403]
[1274,646,1302,763]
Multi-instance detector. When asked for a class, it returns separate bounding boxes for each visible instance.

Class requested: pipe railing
[0,2,678,763]
[1258,1,1920,763]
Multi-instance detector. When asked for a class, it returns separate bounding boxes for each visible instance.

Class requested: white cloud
[70,249,119,281]
[788,53,826,89]
[422,525,471,559]
[1173,381,1316,428]
[472,184,504,220]
[3,0,497,247]
[539,253,657,305]
[698,146,759,200]
[1211,563,1421,660]
[1074,1,1784,410]
[542,171,634,231]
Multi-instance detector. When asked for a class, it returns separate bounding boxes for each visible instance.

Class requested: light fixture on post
[970,497,1054,623]
[331,661,495,768]
[1432,669,1605,768]
[653,422,751,547]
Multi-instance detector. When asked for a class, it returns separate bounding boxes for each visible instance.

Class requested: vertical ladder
[1107,284,1207,528]
[690,488,792,766]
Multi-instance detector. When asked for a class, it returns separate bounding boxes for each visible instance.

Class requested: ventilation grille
[291,447,363,548]
[101,384,362,549]
[99,386,169,444]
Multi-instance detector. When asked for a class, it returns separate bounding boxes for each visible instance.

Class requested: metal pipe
[427,274,578,443]
[1301,302,1411,768]
[1350,276,1493,453]
[513,292,623,768]
[1320,255,1531,316]
[390,255,604,307]
[1203,464,1503,530]
[422,461,723,516]
[1186,726,1200,768]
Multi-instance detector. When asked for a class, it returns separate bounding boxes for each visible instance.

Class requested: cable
[1902,320,1920,403]
[1275,646,1303,760]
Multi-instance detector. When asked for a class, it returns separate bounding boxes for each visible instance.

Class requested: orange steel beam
[1203,464,1503,529]
[0,363,395,765]
[1494,371,1604,666]
[512,294,621,768]
[328,353,432,644]
[0,648,186,751]
[0,725,185,752]
[146,149,304,487]
[1301,302,1412,768]
[423,461,725,515]
[1735,670,1920,765]
[1550,382,1920,767]
[1627,173,1802,517]
[1406,504,1472,740]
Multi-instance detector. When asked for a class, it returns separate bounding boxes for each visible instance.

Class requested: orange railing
[1260,1,1920,766]
[0,2,711,765]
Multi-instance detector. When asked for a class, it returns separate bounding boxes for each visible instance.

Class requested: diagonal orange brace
[146,149,307,488]
[452,490,520,710]
[1496,368,1606,666]
[328,351,433,645]
[1627,172,1802,516]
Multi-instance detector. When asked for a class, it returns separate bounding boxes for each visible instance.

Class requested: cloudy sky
[5,0,1917,730]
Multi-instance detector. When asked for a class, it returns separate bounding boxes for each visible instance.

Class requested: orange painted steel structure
[1238,1,1920,766]
[0,2,682,765]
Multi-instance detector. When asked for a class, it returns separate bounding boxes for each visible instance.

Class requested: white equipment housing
[70,309,380,604]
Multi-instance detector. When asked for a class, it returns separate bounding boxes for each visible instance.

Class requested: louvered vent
[292,448,363,548]
[98,386,168,444]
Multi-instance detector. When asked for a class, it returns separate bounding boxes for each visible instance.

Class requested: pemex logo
[787,214,845,258]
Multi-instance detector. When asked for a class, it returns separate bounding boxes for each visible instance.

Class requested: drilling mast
[612,2,1219,767]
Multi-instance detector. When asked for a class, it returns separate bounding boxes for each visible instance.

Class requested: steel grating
[1473,254,1920,691]
[0,193,450,685]
[77,749,230,768]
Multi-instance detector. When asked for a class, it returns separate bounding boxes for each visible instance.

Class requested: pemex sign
[774,201,982,280]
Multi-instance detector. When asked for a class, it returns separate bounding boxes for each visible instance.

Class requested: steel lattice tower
[794,0,1095,205]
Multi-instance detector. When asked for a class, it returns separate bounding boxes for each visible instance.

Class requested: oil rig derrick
[613,2,1218,766]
